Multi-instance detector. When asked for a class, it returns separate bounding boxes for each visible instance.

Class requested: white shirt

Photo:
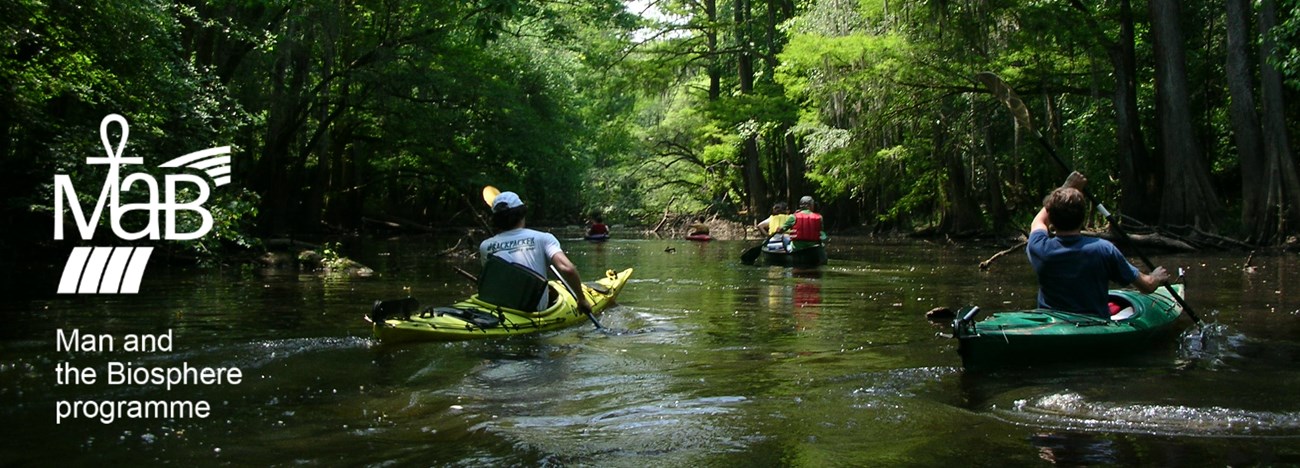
[479,228,564,309]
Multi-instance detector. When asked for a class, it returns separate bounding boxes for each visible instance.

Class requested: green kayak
[954,284,1185,368]
[368,268,632,343]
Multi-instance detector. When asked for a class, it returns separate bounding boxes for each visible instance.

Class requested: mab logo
[54,114,232,294]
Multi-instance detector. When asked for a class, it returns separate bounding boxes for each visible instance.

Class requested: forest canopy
[3,0,1299,256]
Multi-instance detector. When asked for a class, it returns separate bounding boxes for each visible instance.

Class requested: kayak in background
[584,233,610,242]
[368,268,632,343]
[953,284,1185,369]
[685,233,712,242]
[761,244,826,267]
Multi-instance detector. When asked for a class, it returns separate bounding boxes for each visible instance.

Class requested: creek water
[2,237,1298,465]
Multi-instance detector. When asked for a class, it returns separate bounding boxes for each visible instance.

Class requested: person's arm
[1031,206,1051,233]
[550,251,592,314]
[756,217,771,232]
[779,214,796,233]
[1130,266,1170,294]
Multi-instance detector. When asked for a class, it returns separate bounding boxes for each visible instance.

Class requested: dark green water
[2,237,1299,465]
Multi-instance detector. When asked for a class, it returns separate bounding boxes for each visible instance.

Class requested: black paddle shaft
[550,265,603,329]
[975,72,1201,327]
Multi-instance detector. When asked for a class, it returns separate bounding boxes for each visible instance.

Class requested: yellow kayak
[368,268,632,343]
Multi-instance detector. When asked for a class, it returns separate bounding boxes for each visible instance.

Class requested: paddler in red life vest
[779,196,827,251]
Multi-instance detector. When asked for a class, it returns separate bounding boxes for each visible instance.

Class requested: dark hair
[1044,187,1086,231]
[772,202,788,214]
[491,206,527,231]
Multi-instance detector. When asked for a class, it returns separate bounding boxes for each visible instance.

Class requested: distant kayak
[685,233,712,242]
[761,244,826,267]
[954,284,1185,369]
[584,233,610,242]
[368,268,632,343]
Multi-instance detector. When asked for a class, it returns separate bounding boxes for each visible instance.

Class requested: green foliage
[8,0,1299,249]
[1274,0,1300,89]
[319,241,345,270]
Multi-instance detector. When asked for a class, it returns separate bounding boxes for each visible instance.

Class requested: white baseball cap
[492,191,524,213]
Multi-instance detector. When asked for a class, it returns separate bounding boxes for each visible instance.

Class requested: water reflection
[1030,432,1126,465]
[1,238,1298,465]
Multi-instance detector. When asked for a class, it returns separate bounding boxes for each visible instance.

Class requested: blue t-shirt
[1026,229,1140,316]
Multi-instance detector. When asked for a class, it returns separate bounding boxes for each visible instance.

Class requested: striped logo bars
[57,247,153,294]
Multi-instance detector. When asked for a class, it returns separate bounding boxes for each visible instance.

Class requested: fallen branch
[362,215,436,233]
[465,193,492,233]
[651,196,679,233]
[264,238,321,250]
[1097,230,1196,252]
[434,237,465,257]
[979,240,1027,271]
[1185,225,1254,250]
[453,266,478,282]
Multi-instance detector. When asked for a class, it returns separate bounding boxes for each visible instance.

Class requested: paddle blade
[740,245,762,265]
[481,186,500,207]
[976,72,1034,134]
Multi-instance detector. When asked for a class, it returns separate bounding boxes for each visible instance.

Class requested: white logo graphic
[54,114,231,294]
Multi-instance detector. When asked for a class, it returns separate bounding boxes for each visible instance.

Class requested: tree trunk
[1111,0,1160,223]
[1149,0,1221,229]
[784,131,804,205]
[1258,0,1300,240]
[257,37,304,235]
[982,113,1009,232]
[936,107,983,234]
[735,0,764,213]
[735,0,754,94]
[705,0,720,101]
[1226,0,1272,243]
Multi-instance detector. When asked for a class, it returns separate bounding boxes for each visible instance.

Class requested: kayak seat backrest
[478,255,548,311]
[1108,296,1136,321]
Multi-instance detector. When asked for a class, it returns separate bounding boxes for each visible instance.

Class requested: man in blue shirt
[1027,172,1169,317]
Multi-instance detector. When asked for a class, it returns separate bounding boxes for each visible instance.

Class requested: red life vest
[791,211,822,242]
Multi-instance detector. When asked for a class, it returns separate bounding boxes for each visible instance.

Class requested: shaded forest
[3,0,1300,259]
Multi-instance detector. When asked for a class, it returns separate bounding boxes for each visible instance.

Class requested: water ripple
[997,391,1300,437]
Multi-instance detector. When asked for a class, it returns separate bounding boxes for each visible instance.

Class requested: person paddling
[587,213,609,237]
[1028,172,1169,317]
[687,216,710,237]
[780,196,826,251]
[756,202,791,252]
[479,191,593,315]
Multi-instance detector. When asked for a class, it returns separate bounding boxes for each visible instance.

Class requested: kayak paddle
[481,185,501,207]
[551,265,603,329]
[740,243,763,265]
[976,72,1202,329]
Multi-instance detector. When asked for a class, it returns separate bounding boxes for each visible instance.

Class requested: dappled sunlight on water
[2,238,1298,465]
